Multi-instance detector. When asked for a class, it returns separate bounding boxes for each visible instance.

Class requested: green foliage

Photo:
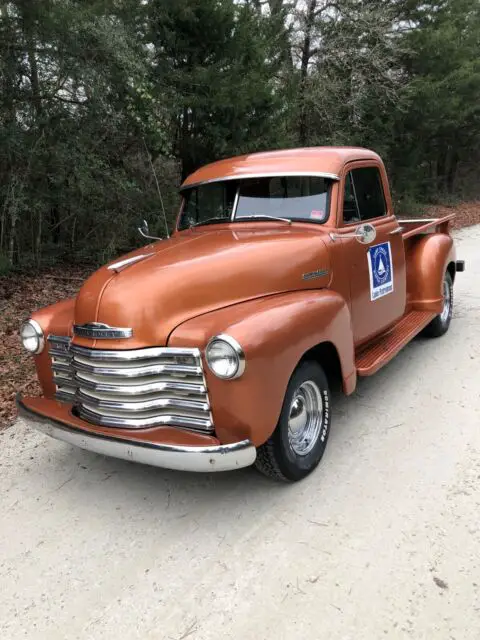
[0,0,478,268]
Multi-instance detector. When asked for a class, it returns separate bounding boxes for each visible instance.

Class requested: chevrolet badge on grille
[73,322,133,339]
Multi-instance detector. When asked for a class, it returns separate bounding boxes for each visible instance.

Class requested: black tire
[255,361,331,482]
[422,271,453,338]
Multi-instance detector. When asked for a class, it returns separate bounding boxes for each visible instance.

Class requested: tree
[146,0,286,178]
[0,0,479,270]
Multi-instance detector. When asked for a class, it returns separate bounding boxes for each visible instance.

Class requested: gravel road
[1,225,479,640]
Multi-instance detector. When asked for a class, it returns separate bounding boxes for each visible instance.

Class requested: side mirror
[138,219,161,241]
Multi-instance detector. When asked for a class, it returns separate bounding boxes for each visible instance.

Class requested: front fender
[168,290,356,446]
[406,233,456,313]
[31,298,76,398]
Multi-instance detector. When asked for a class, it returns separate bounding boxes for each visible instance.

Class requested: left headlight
[205,334,245,380]
[20,319,45,354]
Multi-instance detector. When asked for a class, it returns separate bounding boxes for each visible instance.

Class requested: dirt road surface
[1,226,479,640]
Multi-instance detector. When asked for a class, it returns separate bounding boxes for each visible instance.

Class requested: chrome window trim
[206,333,246,380]
[179,171,340,192]
[230,185,240,221]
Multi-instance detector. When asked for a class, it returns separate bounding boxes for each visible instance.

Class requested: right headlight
[205,334,245,380]
[20,319,45,354]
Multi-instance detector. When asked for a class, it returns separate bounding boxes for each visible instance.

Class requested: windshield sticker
[367,241,394,300]
[310,210,324,219]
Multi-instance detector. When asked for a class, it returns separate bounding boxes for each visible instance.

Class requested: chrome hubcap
[440,278,451,323]
[287,380,323,456]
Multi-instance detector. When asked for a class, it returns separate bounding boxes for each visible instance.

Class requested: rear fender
[406,234,456,313]
[168,290,356,446]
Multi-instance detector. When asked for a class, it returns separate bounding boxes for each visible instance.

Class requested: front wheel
[255,361,331,482]
[423,270,453,338]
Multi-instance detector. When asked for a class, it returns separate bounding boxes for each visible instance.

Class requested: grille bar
[48,336,76,401]
[70,344,201,361]
[78,405,212,431]
[73,361,202,378]
[48,336,213,433]
[74,374,207,396]
[76,389,210,412]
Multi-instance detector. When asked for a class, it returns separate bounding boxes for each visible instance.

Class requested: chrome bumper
[17,396,256,473]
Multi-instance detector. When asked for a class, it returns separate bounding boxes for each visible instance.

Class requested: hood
[73,225,331,348]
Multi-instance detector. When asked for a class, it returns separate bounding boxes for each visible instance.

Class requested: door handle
[389,227,404,235]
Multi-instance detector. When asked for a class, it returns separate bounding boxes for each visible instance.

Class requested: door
[340,165,406,346]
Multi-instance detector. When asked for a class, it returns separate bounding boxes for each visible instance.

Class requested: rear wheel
[423,271,453,338]
[255,361,331,482]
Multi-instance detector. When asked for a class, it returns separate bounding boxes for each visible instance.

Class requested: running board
[355,311,436,376]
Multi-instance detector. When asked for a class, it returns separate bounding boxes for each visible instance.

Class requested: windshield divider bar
[231,186,240,221]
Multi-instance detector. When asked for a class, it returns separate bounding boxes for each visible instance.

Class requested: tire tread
[255,360,331,482]
[255,439,289,482]
[422,271,453,338]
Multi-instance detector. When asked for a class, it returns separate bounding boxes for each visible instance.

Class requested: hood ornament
[73,322,133,339]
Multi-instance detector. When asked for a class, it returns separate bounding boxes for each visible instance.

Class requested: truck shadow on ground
[33,327,457,526]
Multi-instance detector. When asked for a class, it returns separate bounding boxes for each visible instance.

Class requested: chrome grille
[48,337,213,433]
[48,336,76,402]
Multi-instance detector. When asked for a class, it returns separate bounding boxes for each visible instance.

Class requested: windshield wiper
[190,216,231,228]
[235,215,292,225]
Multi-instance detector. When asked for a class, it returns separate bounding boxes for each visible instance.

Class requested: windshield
[178,175,331,230]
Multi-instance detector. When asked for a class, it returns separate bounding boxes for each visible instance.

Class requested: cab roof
[181,147,382,190]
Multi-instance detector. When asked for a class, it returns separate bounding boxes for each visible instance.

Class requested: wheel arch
[447,260,456,284]
[406,233,456,313]
[300,341,343,393]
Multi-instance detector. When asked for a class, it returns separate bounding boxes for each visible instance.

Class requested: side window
[351,167,386,221]
[343,172,360,223]
[180,182,236,228]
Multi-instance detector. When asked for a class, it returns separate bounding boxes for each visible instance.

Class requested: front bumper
[17,395,256,473]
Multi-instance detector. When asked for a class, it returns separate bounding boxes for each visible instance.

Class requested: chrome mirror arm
[329,223,377,245]
[138,219,162,241]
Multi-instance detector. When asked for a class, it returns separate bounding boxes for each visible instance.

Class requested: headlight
[20,319,45,354]
[205,334,245,380]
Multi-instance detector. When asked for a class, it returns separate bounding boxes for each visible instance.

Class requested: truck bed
[397,213,455,239]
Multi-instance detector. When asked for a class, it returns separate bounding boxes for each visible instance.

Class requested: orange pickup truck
[18,147,464,481]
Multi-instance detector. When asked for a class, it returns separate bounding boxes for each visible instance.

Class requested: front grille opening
[48,336,213,433]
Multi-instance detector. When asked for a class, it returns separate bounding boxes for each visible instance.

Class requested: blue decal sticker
[367,241,394,300]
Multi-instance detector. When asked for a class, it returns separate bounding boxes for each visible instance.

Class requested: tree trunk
[298,0,317,145]
[20,2,42,119]
[446,149,459,194]
[180,106,192,180]
[35,212,42,267]
[8,211,17,266]
[436,147,447,194]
